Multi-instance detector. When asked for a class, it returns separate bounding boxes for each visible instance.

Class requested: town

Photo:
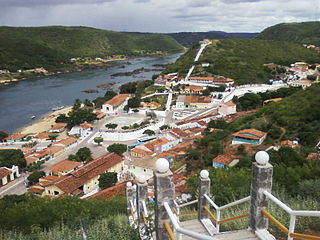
[1,38,320,239]
[1,39,319,199]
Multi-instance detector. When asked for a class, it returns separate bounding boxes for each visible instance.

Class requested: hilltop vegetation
[167,31,257,47]
[186,84,320,197]
[257,21,320,46]
[0,26,183,72]
[164,39,320,84]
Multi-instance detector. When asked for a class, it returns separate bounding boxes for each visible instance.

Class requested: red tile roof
[25,156,38,165]
[54,137,78,147]
[103,94,130,107]
[50,123,67,130]
[185,95,211,104]
[232,129,266,140]
[0,168,11,178]
[170,128,189,138]
[156,152,177,159]
[5,133,27,140]
[169,142,194,154]
[212,154,235,165]
[144,138,171,151]
[186,127,204,134]
[80,123,93,129]
[224,101,236,107]
[86,181,127,199]
[49,153,123,194]
[48,160,82,173]
[131,148,153,155]
[33,132,50,140]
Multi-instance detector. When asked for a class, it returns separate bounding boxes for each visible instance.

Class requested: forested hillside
[0,26,183,72]
[257,22,320,46]
[167,31,257,47]
[164,39,320,84]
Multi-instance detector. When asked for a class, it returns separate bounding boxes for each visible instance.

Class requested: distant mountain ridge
[256,21,320,46]
[167,31,257,47]
[0,26,183,72]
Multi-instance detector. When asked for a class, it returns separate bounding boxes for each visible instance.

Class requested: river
[0,53,182,133]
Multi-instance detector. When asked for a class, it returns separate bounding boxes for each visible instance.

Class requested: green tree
[202,88,211,96]
[99,172,118,189]
[105,123,118,129]
[0,149,26,168]
[84,99,93,107]
[104,90,117,100]
[55,114,69,123]
[48,133,59,141]
[159,125,170,130]
[0,130,8,142]
[27,171,45,184]
[72,99,81,110]
[127,97,141,108]
[120,82,137,94]
[68,147,93,162]
[107,143,127,156]
[76,147,93,163]
[143,129,155,136]
[94,137,104,146]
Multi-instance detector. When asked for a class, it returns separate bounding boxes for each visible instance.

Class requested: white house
[0,166,20,186]
[102,94,131,114]
[218,101,237,116]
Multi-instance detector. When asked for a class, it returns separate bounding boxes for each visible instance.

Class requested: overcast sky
[0,0,319,33]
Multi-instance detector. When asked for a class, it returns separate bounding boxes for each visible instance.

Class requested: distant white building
[218,101,237,116]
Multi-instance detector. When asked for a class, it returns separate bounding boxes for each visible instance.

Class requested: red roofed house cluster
[28,153,124,197]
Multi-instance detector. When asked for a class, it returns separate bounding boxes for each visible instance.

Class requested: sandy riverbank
[20,106,73,135]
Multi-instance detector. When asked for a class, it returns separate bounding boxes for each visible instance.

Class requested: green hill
[0,26,183,72]
[167,31,257,47]
[257,22,320,46]
[164,39,320,85]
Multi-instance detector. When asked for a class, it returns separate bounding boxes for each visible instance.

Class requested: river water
[0,53,182,133]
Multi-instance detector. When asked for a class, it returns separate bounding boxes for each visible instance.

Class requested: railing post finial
[249,151,273,231]
[198,170,211,221]
[154,158,175,240]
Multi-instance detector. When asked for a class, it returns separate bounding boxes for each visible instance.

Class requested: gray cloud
[0,0,318,33]
[0,0,115,7]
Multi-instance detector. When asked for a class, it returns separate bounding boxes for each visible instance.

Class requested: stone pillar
[154,159,175,240]
[198,170,211,220]
[136,180,148,223]
[126,182,134,216]
[249,161,273,231]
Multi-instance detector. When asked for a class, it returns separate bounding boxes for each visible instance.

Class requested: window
[54,191,59,195]
[144,169,146,172]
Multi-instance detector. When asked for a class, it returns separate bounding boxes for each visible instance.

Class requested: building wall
[212,162,225,168]
[102,104,114,114]
[218,104,236,116]
[129,165,153,181]
[84,176,100,194]
[232,137,260,145]
[44,185,65,196]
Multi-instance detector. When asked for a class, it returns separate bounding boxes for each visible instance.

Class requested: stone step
[213,230,259,240]
[180,219,210,240]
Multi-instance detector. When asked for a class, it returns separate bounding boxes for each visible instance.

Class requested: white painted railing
[263,190,320,240]
[204,194,251,233]
[164,202,220,240]
[173,199,198,222]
